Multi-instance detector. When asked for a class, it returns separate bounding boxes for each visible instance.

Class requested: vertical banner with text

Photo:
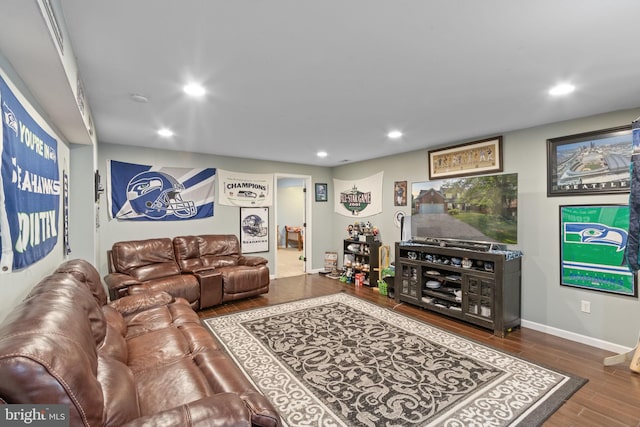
[0,75,59,273]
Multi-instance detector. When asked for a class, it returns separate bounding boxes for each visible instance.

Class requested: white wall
[333,107,640,350]
[0,60,72,323]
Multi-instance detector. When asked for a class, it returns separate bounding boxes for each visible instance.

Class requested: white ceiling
[4,1,640,166]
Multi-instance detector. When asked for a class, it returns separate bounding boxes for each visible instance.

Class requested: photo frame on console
[559,204,636,297]
[547,125,632,196]
[428,136,503,180]
[240,207,269,253]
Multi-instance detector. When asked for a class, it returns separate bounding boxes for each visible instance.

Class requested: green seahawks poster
[560,205,636,296]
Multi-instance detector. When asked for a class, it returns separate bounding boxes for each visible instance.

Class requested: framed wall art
[240,207,269,253]
[559,204,636,297]
[394,180,407,206]
[315,183,328,202]
[428,136,503,180]
[547,125,632,196]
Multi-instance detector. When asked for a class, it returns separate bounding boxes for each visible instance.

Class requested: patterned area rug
[204,293,586,427]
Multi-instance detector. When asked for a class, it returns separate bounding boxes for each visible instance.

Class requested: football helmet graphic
[126,171,197,219]
[242,214,268,237]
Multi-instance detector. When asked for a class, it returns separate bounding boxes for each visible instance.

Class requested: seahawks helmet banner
[333,172,383,217]
[108,160,215,221]
[0,74,59,272]
[217,169,273,207]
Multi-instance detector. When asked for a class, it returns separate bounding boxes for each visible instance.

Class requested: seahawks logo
[2,101,18,136]
[564,222,628,252]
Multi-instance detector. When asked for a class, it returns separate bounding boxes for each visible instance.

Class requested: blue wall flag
[625,119,640,271]
[108,160,216,221]
[0,75,60,272]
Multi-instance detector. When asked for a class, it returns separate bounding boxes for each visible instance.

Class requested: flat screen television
[410,173,518,245]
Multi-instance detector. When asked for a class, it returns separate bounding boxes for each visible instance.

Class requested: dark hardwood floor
[199,274,640,427]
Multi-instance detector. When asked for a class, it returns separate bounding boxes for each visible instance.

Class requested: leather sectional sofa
[105,234,270,310]
[0,259,281,427]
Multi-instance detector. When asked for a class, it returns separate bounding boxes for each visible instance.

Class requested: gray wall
[332,107,640,351]
[96,143,333,276]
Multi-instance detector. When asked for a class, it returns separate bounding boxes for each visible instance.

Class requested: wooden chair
[285,226,303,251]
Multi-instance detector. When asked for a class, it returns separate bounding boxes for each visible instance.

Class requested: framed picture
[547,125,632,196]
[394,180,407,206]
[315,183,328,202]
[240,207,269,253]
[428,136,503,180]
[559,204,636,297]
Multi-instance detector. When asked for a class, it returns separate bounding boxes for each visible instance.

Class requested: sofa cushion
[128,275,200,305]
[133,357,214,416]
[112,238,181,281]
[99,324,129,364]
[56,258,108,305]
[103,305,128,337]
[197,234,242,268]
[218,265,270,294]
[127,327,191,373]
[121,298,201,339]
[98,355,140,426]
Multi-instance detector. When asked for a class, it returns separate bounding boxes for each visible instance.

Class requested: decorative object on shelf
[547,125,632,196]
[342,236,381,287]
[559,204,636,296]
[428,136,503,180]
[347,221,379,239]
[315,183,328,202]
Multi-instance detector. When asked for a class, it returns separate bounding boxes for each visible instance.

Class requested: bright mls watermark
[2,405,68,426]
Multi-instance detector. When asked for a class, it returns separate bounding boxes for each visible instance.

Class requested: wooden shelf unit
[343,236,381,287]
[395,242,522,337]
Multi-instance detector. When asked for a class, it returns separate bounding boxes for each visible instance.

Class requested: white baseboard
[521,319,632,355]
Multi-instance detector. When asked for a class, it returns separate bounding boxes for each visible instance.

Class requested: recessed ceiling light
[183,83,206,97]
[549,83,575,96]
[157,128,174,137]
[130,93,149,103]
[387,130,403,140]
[317,151,328,158]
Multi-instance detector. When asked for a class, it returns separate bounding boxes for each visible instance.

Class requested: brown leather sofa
[105,235,269,309]
[0,259,281,427]
[173,234,270,304]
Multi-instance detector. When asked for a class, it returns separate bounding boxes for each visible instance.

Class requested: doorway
[275,174,311,278]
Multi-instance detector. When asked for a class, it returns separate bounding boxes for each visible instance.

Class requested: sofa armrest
[121,393,279,427]
[238,255,268,266]
[108,291,174,316]
[104,272,142,300]
[181,266,216,275]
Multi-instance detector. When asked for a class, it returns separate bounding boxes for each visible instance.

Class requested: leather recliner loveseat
[0,259,281,427]
[105,234,269,309]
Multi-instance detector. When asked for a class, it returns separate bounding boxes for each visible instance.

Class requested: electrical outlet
[581,300,591,313]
